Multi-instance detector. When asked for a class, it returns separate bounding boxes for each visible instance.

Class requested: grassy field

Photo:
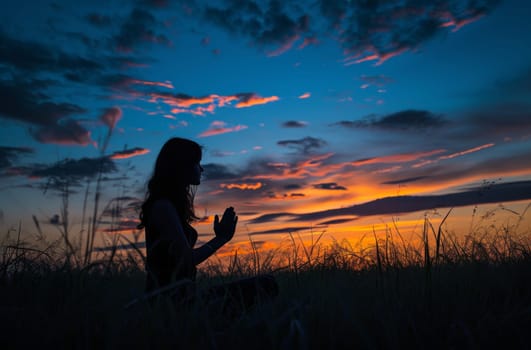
[1,206,531,349]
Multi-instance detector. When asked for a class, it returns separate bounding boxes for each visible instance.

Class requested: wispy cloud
[110,147,150,160]
[438,143,495,160]
[0,146,33,170]
[220,182,263,190]
[277,136,327,155]
[313,182,347,191]
[234,93,279,108]
[335,110,446,131]
[113,8,170,52]
[249,180,531,224]
[30,156,117,182]
[198,121,248,137]
[282,121,308,128]
[298,92,311,99]
[353,149,447,167]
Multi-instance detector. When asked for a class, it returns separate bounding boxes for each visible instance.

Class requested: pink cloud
[235,94,279,108]
[439,12,484,32]
[267,34,300,57]
[110,147,150,159]
[353,149,447,166]
[298,36,318,50]
[129,79,174,89]
[345,47,409,66]
[100,107,122,130]
[438,143,495,160]
[299,92,311,99]
[198,121,248,137]
[32,120,94,146]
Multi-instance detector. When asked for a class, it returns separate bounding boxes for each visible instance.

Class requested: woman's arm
[150,201,236,266]
[192,207,238,265]
[192,236,228,265]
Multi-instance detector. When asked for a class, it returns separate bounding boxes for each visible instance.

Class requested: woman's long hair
[138,137,202,229]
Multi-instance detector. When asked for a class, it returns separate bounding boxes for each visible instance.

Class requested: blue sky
[1,0,530,248]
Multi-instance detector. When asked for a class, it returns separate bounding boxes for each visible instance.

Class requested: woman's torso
[145,199,198,291]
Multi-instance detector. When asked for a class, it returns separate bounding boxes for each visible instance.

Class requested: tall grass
[1,203,530,349]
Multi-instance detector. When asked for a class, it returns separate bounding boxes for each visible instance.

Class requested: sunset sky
[1,0,530,252]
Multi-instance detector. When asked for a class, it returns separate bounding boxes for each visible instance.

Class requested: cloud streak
[249,180,531,224]
[198,121,248,137]
[110,147,150,160]
[0,146,33,170]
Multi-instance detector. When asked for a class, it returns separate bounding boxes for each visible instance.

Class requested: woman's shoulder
[150,198,180,223]
[151,198,174,211]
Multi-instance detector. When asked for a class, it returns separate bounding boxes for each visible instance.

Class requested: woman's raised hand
[214,207,238,242]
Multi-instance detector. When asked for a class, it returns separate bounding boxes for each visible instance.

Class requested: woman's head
[139,137,203,228]
[153,137,203,186]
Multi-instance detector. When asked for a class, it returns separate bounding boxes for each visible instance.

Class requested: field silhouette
[1,203,530,349]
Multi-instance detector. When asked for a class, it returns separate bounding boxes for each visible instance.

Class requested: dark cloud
[85,13,113,27]
[249,212,296,224]
[203,0,310,54]
[202,163,240,181]
[457,104,531,140]
[250,225,322,235]
[336,110,446,131]
[284,183,302,190]
[313,182,347,191]
[0,146,33,169]
[277,136,327,154]
[249,180,531,224]
[282,120,308,128]
[0,78,90,145]
[30,119,92,145]
[335,0,501,64]
[381,176,428,185]
[114,8,170,52]
[138,0,170,9]
[318,217,358,225]
[0,79,85,126]
[63,31,102,50]
[98,73,137,90]
[416,149,531,185]
[0,30,102,75]
[31,156,117,181]
[200,0,500,60]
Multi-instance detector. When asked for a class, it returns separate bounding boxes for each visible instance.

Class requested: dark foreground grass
[1,210,531,349]
[1,253,530,348]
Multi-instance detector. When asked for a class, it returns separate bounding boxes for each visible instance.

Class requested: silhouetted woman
[138,137,277,314]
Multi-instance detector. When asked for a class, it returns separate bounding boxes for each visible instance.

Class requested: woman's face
[189,161,203,185]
